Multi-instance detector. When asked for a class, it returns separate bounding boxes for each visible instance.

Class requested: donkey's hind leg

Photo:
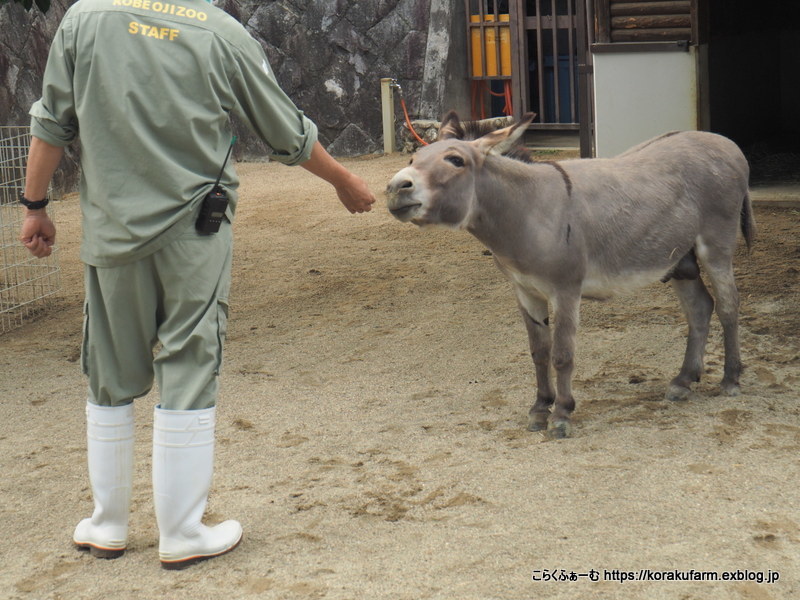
[667,277,714,401]
[700,259,743,396]
[548,292,580,438]
[516,292,555,432]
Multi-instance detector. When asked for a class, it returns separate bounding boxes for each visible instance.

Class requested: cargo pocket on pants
[214,298,229,376]
[80,301,90,376]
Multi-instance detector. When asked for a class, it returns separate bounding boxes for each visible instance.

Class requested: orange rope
[400,97,429,146]
[399,80,512,146]
[471,80,513,119]
[504,80,513,116]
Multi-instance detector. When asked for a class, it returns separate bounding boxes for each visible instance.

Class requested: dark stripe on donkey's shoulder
[542,161,573,196]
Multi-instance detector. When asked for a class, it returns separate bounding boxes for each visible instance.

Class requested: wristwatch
[19,192,50,210]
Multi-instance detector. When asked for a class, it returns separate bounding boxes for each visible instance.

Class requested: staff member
[20,0,375,570]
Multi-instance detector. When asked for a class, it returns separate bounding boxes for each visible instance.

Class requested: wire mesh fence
[0,126,61,334]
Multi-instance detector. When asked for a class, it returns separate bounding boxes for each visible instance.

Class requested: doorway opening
[708,0,800,184]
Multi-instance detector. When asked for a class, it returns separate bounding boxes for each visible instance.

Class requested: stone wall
[238,0,433,157]
[0,0,80,191]
[0,0,469,191]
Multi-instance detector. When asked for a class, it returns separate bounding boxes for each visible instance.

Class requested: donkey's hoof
[547,420,572,439]
[665,384,692,402]
[720,382,741,397]
[527,414,549,432]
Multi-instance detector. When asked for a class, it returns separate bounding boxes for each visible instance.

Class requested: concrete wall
[593,47,698,157]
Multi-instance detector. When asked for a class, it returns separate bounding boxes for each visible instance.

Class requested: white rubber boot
[73,401,135,559]
[152,405,242,570]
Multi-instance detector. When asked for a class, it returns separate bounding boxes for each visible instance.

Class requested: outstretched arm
[19,136,63,258]
[300,142,376,214]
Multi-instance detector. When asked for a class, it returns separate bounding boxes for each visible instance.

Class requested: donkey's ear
[438,110,465,140]
[474,112,535,155]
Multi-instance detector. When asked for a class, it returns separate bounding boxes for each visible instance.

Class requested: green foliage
[0,0,52,13]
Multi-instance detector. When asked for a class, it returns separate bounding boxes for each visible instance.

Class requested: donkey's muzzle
[388,202,422,220]
[386,167,424,222]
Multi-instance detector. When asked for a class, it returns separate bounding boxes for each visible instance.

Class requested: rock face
[0,0,468,191]
[0,1,68,126]
[237,0,434,159]
[1,0,80,191]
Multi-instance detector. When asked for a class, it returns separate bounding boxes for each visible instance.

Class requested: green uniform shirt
[31,0,318,267]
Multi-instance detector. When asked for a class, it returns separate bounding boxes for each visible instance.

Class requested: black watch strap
[19,193,50,210]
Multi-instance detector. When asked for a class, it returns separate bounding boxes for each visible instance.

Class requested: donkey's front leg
[549,292,581,438]
[516,291,554,432]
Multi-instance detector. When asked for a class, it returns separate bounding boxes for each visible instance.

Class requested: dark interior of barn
[708,0,800,183]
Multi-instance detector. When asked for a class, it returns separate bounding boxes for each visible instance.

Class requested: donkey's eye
[445,155,465,168]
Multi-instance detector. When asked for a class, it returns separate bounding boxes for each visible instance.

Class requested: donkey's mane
[460,118,507,140]
[456,117,575,194]
[458,119,534,164]
[458,118,572,192]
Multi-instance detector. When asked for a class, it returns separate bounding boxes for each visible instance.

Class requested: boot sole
[160,534,243,570]
[75,542,126,559]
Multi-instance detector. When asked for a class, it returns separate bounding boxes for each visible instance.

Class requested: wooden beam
[592,40,689,52]
[595,0,611,44]
[692,0,707,45]
[611,15,691,29]
[610,27,691,41]
[610,1,690,16]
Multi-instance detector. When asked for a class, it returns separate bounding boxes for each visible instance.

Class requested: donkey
[386,111,755,438]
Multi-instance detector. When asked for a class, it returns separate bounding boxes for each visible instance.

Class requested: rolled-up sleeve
[229,38,317,166]
[29,17,79,147]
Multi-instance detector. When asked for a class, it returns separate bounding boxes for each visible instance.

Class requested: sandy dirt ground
[1,153,799,600]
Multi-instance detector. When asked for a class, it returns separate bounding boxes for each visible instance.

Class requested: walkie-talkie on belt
[196,136,236,234]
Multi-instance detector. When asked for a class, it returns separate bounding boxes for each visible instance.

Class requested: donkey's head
[386,111,534,228]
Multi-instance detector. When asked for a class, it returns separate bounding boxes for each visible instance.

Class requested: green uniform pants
[81,222,233,410]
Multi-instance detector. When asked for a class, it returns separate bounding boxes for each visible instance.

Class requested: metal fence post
[380,78,396,154]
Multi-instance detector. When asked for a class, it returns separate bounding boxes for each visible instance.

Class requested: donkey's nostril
[392,179,414,190]
[387,168,416,194]
[388,178,414,193]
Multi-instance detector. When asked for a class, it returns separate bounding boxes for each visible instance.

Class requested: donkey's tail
[740,191,756,250]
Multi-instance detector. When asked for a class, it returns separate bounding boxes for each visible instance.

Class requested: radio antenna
[213,136,237,188]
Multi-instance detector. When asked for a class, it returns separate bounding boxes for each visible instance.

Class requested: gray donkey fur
[386,111,755,438]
